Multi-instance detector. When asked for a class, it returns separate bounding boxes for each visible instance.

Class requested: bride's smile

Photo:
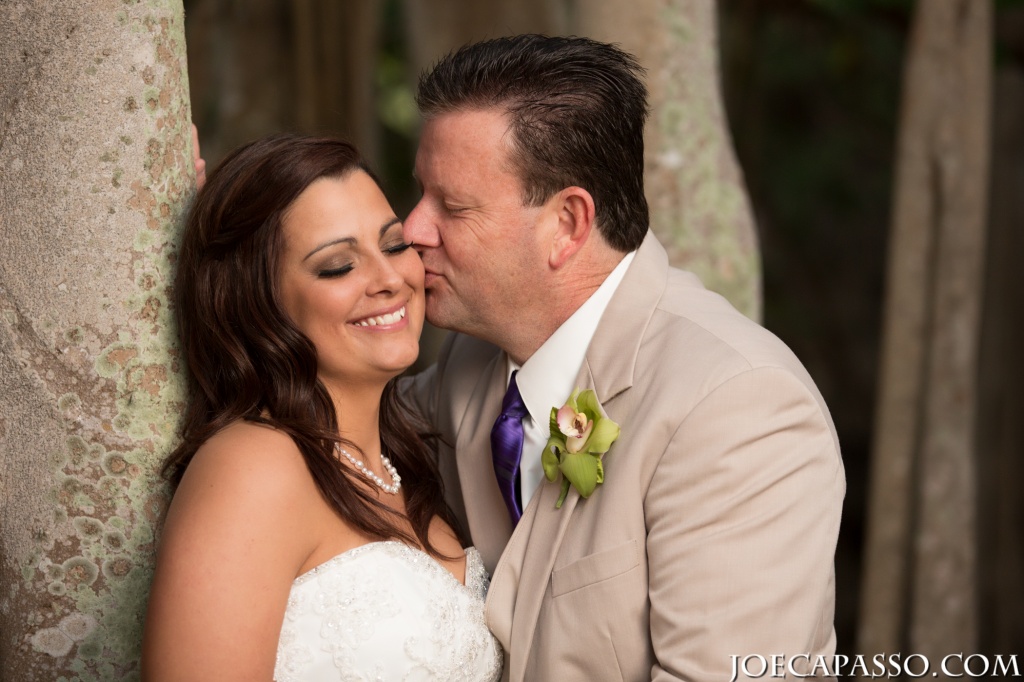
[350,303,408,328]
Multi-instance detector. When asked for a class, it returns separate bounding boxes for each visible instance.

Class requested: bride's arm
[142,422,317,681]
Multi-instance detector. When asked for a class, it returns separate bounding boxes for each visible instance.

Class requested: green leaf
[542,444,561,481]
[559,451,601,498]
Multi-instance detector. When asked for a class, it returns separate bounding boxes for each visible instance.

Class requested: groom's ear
[547,186,596,269]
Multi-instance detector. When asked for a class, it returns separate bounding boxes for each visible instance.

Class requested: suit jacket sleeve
[398,335,456,432]
[646,366,844,680]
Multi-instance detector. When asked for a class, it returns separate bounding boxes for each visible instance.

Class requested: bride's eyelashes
[385,242,413,255]
[318,263,353,278]
[316,242,411,278]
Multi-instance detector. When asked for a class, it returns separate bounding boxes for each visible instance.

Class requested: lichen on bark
[0,2,193,679]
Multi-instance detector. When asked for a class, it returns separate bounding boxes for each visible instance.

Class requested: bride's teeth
[355,306,406,327]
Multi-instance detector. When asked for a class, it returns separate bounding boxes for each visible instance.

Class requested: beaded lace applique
[274,541,502,682]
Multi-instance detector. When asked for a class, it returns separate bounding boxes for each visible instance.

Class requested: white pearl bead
[335,444,402,494]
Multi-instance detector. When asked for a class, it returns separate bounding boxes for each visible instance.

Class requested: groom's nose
[403,200,441,249]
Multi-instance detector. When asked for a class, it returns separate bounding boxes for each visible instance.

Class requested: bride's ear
[547,187,596,269]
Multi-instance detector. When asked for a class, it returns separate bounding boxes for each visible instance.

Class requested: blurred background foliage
[183,0,1024,664]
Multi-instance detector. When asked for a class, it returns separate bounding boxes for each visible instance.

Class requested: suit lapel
[455,349,514,572]
[586,231,667,402]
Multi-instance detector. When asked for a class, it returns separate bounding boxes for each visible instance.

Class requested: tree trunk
[402,0,565,73]
[977,7,1024,655]
[0,2,193,678]
[859,0,991,670]
[573,0,761,320]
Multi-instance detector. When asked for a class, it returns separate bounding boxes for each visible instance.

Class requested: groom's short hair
[416,34,650,253]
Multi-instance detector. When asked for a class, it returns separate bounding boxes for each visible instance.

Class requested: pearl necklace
[335,444,402,494]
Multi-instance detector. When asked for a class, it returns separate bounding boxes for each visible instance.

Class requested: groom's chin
[423,295,454,332]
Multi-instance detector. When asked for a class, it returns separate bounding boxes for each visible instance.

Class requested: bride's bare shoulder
[191,419,305,472]
[146,420,322,680]
[202,418,298,453]
[172,419,316,517]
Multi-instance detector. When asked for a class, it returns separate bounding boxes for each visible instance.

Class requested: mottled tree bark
[0,2,193,678]
[859,0,991,670]
[573,0,761,320]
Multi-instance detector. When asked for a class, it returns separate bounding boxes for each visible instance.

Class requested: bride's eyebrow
[303,236,354,261]
[302,217,402,261]
[377,217,402,237]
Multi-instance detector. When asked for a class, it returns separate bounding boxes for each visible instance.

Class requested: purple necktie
[490,371,529,525]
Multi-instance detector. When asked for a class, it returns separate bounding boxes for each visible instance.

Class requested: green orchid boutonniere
[543,388,621,508]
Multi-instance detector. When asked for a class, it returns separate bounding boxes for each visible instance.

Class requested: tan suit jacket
[404,232,844,681]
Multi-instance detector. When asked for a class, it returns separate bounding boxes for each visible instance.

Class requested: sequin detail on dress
[274,542,502,681]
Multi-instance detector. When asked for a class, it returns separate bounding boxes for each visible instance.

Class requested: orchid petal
[586,417,620,454]
[558,451,601,498]
[575,389,602,420]
[546,425,567,451]
[566,388,581,411]
[566,419,593,453]
[556,405,580,436]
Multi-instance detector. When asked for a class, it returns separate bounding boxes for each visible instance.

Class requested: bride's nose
[365,252,406,295]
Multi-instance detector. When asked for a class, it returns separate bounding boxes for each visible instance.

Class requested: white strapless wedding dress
[274,541,503,681]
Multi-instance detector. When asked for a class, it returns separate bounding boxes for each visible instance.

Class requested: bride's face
[277,171,425,388]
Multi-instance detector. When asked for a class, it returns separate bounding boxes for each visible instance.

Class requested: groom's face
[404,108,548,345]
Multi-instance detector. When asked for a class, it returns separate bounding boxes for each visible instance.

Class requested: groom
[401,35,844,681]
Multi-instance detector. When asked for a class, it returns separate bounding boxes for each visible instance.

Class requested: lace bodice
[274,541,502,681]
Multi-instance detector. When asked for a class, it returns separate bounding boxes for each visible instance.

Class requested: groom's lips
[423,269,443,288]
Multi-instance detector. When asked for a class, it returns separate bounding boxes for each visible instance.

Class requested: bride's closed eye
[384,242,413,255]
[317,242,409,279]
[317,263,353,278]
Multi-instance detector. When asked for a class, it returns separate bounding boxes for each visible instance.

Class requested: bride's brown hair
[165,133,461,556]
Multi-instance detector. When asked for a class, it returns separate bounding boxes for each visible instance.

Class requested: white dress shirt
[505,251,636,507]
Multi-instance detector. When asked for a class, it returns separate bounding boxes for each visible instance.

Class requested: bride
[142,134,502,681]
